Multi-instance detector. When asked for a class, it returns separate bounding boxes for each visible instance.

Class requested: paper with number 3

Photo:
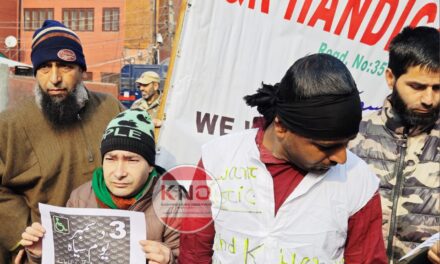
[39,203,146,264]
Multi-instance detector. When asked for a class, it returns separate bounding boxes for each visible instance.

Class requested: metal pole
[18,0,22,61]
[153,0,158,64]
[0,64,9,111]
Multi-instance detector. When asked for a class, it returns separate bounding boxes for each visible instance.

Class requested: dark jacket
[349,98,440,262]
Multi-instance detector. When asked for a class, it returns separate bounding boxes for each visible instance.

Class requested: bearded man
[0,20,124,263]
[131,71,163,127]
[349,26,439,263]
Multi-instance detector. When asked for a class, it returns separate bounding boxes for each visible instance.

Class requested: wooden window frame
[24,8,54,31]
[62,8,94,32]
[102,8,120,32]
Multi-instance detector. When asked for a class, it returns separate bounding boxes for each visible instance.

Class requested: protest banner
[157,0,439,168]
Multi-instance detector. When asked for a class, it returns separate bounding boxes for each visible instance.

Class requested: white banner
[157,0,439,168]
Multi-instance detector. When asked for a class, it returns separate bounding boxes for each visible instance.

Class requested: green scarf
[92,167,158,209]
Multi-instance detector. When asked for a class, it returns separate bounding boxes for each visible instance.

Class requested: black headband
[276,92,362,140]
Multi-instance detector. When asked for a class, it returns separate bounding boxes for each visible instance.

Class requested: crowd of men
[0,19,438,264]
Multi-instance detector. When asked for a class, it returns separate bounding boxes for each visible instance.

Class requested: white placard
[157,0,439,169]
[400,233,440,261]
[39,203,146,264]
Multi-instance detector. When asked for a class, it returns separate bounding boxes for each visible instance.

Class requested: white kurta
[201,129,379,264]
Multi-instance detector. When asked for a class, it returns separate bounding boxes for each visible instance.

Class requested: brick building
[124,0,182,65]
[0,0,20,61]
[20,0,126,82]
[0,0,182,84]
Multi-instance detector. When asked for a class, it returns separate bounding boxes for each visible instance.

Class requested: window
[24,9,54,31]
[62,9,94,31]
[103,8,119,32]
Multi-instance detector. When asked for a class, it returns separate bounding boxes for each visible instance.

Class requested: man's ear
[153,82,160,91]
[273,117,287,138]
[385,68,395,90]
[81,71,88,79]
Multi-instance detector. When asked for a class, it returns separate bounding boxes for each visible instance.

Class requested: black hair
[244,53,358,126]
[388,26,440,79]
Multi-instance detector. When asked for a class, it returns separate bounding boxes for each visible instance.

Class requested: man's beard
[142,90,156,102]
[390,86,439,128]
[35,83,88,127]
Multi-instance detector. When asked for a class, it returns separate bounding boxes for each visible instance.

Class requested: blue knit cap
[31,20,86,74]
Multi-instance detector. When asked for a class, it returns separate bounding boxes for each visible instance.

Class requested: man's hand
[428,241,440,264]
[153,118,162,128]
[139,240,171,264]
[19,222,45,258]
[14,249,25,264]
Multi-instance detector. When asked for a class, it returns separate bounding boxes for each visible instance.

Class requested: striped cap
[101,109,156,166]
[31,20,86,74]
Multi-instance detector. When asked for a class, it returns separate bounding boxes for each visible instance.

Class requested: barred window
[24,9,54,31]
[103,8,119,32]
[62,8,94,31]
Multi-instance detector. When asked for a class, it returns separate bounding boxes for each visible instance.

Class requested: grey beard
[34,82,89,127]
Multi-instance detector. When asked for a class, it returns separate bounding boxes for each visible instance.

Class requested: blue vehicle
[119,64,168,108]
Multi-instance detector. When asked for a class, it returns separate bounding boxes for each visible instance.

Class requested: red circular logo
[152,165,222,234]
[57,49,77,62]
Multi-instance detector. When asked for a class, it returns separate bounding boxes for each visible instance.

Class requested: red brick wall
[0,0,19,60]
[7,75,119,109]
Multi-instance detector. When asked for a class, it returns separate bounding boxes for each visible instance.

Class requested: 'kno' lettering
[160,184,210,201]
